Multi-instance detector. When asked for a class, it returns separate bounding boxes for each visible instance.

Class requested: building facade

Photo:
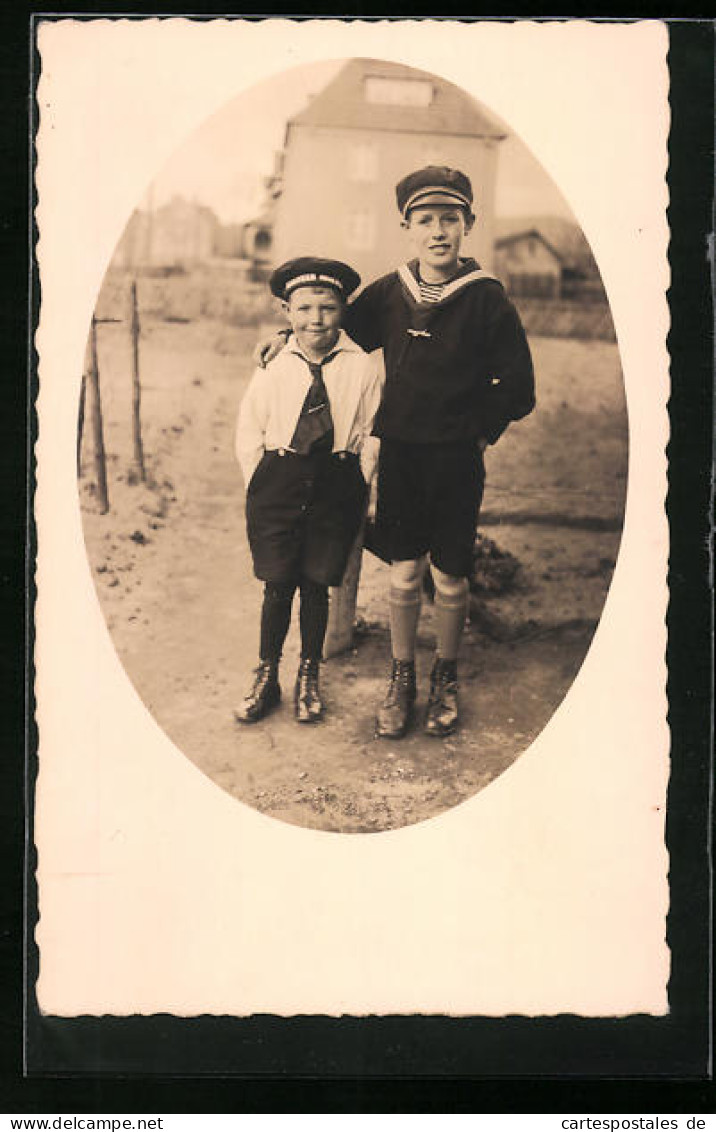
[270,59,507,286]
[113,197,219,270]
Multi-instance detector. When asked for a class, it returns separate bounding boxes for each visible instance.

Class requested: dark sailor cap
[270,257,361,301]
[396,165,474,217]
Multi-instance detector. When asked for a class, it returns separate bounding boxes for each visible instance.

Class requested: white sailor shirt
[235,330,383,487]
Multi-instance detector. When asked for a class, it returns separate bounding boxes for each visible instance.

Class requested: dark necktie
[290,352,336,456]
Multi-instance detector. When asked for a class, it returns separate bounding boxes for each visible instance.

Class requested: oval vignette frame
[77,56,629,835]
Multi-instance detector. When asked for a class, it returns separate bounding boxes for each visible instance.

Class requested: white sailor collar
[398,258,498,309]
[286,328,362,363]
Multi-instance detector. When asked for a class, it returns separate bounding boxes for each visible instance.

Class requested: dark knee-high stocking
[259,581,296,662]
[298,580,329,661]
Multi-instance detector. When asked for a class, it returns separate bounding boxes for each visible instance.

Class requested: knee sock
[433,577,469,661]
[389,582,422,662]
[299,580,329,661]
[259,581,296,663]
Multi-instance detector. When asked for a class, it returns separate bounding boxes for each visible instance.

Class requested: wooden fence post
[88,315,109,514]
[323,519,366,660]
[130,279,146,481]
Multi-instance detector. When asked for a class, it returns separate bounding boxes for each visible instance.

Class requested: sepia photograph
[33,18,670,1027]
[76,54,626,834]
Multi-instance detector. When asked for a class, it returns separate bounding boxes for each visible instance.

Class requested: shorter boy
[235,257,382,725]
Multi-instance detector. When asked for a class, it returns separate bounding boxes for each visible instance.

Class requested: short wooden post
[76,371,87,477]
[323,520,366,660]
[88,315,109,514]
[130,279,146,481]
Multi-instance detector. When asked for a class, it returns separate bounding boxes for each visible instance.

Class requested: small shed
[494,228,563,299]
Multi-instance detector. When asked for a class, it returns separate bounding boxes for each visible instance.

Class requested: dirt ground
[79,312,627,833]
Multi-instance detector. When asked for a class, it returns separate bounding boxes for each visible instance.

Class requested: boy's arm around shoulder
[235,365,271,485]
[252,325,290,368]
[481,283,536,445]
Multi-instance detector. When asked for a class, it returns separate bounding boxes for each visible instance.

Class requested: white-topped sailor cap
[270,257,361,301]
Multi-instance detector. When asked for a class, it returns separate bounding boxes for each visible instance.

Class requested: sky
[147,59,574,226]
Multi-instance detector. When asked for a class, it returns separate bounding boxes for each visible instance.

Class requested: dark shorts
[374,439,485,578]
[245,449,368,587]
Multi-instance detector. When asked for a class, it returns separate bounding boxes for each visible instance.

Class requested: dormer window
[364,77,433,107]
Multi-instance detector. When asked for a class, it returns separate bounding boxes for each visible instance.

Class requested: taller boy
[343,166,535,739]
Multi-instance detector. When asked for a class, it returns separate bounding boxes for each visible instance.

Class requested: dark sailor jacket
[343,257,536,446]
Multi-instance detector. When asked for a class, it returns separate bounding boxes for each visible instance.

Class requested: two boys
[237,165,535,736]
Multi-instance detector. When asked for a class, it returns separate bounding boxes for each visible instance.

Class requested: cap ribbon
[404,186,470,212]
[284,272,343,295]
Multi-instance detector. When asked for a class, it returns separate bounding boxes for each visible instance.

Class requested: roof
[155,196,220,224]
[494,227,563,263]
[288,58,507,140]
[495,215,597,274]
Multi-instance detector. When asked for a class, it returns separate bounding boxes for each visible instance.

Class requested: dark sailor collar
[398,257,498,309]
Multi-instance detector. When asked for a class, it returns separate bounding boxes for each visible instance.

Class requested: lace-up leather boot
[294,658,324,723]
[234,660,281,724]
[425,657,459,737]
[375,659,416,740]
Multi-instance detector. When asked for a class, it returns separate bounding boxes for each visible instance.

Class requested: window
[348,142,378,182]
[364,77,433,107]
[419,142,449,166]
[347,210,376,250]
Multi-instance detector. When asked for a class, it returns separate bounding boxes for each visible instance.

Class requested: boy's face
[403,205,474,279]
[284,285,342,356]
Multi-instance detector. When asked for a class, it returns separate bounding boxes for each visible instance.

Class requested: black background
[2,7,713,1113]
